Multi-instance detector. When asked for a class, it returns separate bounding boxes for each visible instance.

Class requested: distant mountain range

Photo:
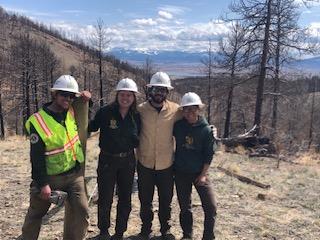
[289,56,320,71]
[110,49,207,77]
[111,48,207,63]
[111,49,320,77]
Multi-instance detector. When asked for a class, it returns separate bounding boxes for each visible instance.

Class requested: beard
[150,93,166,104]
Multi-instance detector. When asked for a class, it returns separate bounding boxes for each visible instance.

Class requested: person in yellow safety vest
[21,75,91,240]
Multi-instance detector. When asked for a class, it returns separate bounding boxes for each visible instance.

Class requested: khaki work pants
[21,170,89,240]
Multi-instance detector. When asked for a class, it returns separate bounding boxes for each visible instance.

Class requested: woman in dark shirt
[88,78,141,240]
[173,92,217,240]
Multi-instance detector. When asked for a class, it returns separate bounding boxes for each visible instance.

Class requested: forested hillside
[1,3,320,154]
[173,70,320,153]
[0,7,153,137]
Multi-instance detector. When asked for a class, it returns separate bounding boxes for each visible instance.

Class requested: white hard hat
[180,92,204,108]
[51,75,80,94]
[147,72,173,90]
[116,78,139,93]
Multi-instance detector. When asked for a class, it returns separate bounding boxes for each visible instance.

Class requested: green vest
[25,107,84,175]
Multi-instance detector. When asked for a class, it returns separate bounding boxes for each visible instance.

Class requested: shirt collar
[148,100,168,112]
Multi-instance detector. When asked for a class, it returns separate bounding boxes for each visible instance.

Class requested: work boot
[110,232,123,240]
[161,233,175,240]
[181,233,192,240]
[135,232,151,240]
[202,234,215,240]
[96,231,110,240]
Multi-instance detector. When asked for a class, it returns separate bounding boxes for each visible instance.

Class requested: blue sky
[1,0,320,52]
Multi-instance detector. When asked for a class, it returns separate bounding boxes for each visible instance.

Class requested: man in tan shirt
[137,72,181,240]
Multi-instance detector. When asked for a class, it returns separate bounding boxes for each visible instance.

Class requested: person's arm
[88,108,102,133]
[202,126,215,164]
[136,112,141,135]
[29,124,51,200]
[174,108,183,122]
[79,90,91,102]
[195,163,210,186]
[132,112,141,148]
[195,127,214,186]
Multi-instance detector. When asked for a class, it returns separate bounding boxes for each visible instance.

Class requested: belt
[101,150,134,158]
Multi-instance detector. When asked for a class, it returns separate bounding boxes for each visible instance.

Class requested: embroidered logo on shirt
[183,135,194,149]
[30,133,39,144]
[109,119,118,129]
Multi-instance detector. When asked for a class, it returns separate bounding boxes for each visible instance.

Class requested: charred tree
[201,39,214,124]
[91,18,111,107]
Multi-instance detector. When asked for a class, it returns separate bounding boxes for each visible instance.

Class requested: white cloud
[50,21,78,33]
[175,20,184,25]
[131,18,157,26]
[48,17,231,52]
[308,21,320,36]
[158,5,189,15]
[158,10,173,20]
[309,21,320,28]
[0,3,233,52]
[177,22,229,41]
[61,10,84,14]
[302,9,312,14]
[295,0,320,7]
[39,7,231,52]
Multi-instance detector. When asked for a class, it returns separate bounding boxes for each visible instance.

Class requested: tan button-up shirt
[137,100,182,170]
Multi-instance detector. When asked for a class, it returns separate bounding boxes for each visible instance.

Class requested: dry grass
[294,151,320,165]
[0,137,320,239]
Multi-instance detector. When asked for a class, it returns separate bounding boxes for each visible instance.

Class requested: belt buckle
[119,152,126,157]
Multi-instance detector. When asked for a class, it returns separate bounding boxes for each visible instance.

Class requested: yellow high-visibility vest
[26,107,84,175]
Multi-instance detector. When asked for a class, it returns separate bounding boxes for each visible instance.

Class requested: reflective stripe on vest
[26,107,84,175]
[45,134,79,160]
[34,112,53,137]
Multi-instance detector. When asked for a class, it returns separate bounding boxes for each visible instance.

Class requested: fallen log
[249,153,278,158]
[221,136,270,148]
[217,166,271,189]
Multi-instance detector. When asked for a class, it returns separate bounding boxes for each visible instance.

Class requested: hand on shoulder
[79,90,91,102]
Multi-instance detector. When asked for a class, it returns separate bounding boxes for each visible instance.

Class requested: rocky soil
[0,136,319,240]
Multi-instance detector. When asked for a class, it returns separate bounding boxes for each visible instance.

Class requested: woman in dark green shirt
[173,92,217,240]
[88,78,140,240]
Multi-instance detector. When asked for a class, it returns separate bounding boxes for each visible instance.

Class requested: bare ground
[0,136,319,240]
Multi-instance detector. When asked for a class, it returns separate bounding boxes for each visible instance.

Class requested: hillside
[0,8,180,136]
[0,7,145,86]
[0,136,319,239]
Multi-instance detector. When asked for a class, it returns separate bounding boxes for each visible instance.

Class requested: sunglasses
[57,91,76,99]
[150,86,168,93]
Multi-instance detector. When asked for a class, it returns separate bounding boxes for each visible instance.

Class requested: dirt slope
[0,136,319,240]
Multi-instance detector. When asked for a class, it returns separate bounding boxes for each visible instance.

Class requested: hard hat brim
[51,87,80,95]
[147,83,174,90]
[179,103,205,109]
[115,88,139,93]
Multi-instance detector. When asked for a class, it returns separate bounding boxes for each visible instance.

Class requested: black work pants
[97,152,136,235]
[137,162,174,235]
[175,170,217,240]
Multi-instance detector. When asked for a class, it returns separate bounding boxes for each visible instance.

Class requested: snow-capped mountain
[110,49,320,77]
